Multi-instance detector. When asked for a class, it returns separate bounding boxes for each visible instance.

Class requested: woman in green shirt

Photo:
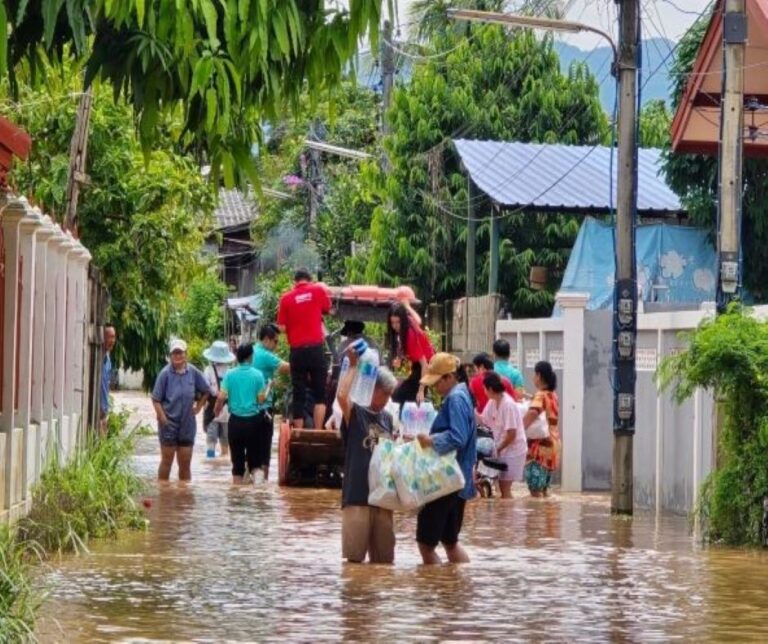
[214,344,266,485]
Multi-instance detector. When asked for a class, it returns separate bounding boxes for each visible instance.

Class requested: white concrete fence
[0,195,94,523]
[496,292,764,514]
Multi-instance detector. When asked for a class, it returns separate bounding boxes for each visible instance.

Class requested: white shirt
[480,392,527,458]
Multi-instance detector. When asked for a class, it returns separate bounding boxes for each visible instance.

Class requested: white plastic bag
[516,400,549,440]
[367,438,408,511]
[391,440,465,510]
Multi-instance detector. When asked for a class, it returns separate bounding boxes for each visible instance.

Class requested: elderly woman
[202,340,236,459]
[523,361,560,498]
[151,338,211,481]
[214,343,267,485]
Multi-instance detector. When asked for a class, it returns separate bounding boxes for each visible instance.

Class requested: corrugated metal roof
[454,139,683,215]
[213,188,259,230]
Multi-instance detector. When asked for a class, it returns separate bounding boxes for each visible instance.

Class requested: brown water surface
[36,392,768,642]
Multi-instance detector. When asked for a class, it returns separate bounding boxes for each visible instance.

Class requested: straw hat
[202,340,236,364]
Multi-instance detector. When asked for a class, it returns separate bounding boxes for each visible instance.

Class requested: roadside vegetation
[0,410,147,636]
[658,306,768,545]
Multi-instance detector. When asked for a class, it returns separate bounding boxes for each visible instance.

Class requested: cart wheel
[479,480,492,499]
[278,421,291,486]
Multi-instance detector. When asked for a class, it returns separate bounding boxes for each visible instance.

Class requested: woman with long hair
[387,302,434,405]
[522,361,561,498]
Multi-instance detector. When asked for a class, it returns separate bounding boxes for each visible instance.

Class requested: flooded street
[36,391,768,642]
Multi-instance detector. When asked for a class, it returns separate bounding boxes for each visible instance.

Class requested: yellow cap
[420,352,460,386]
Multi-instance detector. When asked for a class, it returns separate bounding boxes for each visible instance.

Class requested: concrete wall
[496,294,738,515]
[0,196,92,523]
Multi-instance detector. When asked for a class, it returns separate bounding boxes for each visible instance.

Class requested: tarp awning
[454,139,684,216]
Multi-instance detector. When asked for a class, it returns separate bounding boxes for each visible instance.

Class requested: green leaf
[200,0,220,50]
[205,87,216,131]
[0,2,6,77]
[272,9,290,57]
[136,0,145,27]
[42,0,66,49]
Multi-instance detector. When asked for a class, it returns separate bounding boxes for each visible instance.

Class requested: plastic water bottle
[349,340,380,407]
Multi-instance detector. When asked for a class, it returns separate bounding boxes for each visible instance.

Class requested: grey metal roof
[213,189,259,229]
[454,139,683,215]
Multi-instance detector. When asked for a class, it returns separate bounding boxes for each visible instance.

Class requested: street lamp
[447,4,639,515]
[446,8,617,66]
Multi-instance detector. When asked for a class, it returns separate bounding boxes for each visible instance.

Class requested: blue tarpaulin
[556,217,717,314]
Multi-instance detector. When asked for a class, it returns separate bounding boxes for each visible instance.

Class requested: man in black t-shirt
[337,349,398,563]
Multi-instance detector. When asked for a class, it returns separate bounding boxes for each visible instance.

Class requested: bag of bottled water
[340,339,380,407]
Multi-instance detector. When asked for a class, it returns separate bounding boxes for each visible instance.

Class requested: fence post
[555,291,589,493]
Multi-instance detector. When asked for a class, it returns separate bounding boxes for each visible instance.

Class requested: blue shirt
[151,364,210,434]
[100,353,112,415]
[252,344,282,409]
[494,360,524,389]
[430,383,477,500]
[221,365,265,417]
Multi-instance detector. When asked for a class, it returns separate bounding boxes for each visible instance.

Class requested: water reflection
[36,393,768,641]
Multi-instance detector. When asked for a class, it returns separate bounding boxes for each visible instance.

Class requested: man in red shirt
[469,353,520,413]
[277,268,332,429]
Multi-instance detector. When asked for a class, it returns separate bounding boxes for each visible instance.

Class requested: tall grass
[17,412,146,555]
[0,525,41,640]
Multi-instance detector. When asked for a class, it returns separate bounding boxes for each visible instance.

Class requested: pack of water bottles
[339,339,380,407]
[400,401,437,437]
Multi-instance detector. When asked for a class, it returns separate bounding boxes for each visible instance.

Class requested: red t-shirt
[277,282,331,348]
[470,373,519,412]
[403,326,435,363]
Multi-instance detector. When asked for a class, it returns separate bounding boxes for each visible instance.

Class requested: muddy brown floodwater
[36,391,768,642]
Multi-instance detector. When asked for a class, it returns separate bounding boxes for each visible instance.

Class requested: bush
[17,411,147,555]
[0,525,40,640]
[657,306,768,545]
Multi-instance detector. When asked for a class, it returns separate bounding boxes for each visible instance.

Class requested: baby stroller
[475,425,508,498]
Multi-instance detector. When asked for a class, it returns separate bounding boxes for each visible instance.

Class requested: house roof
[453,139,683,216]
[213,188,259,230]
[670,0,768,157]
[0,116,31,187]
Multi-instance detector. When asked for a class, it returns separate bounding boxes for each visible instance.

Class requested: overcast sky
[394,0,708,49]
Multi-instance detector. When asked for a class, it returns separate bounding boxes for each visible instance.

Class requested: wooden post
[64,89,93,233]
[717,0,746,305]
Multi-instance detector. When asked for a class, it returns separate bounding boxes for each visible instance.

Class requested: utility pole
[717,0,746,306]
[611,0,640,515]
[64,88,93,233]
[381,19,395,137]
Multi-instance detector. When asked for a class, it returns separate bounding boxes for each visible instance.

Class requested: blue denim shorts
[158,421,195,447]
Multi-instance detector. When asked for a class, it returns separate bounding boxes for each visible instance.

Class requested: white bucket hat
[203,340,236,364]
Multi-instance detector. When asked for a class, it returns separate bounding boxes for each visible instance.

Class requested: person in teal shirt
[492,339,525,391]
[215,344,265,485]
[250,323,291,480]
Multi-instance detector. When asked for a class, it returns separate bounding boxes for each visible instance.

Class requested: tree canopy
[2,0,383,186]
[1,62,217,387]
[354,21,608,314]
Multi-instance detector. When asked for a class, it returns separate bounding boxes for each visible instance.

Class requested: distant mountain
[554,37,676,112]
[353,37,676,115]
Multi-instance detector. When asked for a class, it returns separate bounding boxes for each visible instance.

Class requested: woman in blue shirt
[214,344,266,485]
[416,353,477,565]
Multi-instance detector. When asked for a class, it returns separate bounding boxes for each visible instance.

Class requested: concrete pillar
[16,205,42,430]
[0,197,28,434]
[31,214,56,425]
[43,226,66,429]
[555,291,589,493]
[16,204,43,503]
[70,244,91,450]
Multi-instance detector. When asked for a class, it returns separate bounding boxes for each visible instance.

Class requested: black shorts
[252,410,274,469]
[392,363,422,405]
[289,344,327,420]
[416,492,466,548]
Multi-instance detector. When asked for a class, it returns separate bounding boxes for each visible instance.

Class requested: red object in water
[142,498,152,509]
